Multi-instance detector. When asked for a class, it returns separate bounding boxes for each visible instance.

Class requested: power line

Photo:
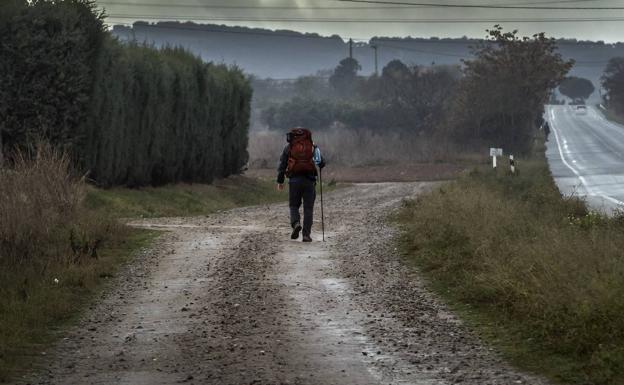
[100,2,431,10]
[107,14,624,23]
[338,0,624,10]
[97,0,613,10]
[110,20,624,47]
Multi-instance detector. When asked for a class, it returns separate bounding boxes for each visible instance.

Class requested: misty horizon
[97,0,624,43]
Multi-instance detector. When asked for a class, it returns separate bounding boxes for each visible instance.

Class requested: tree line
[0,0,251,186]
[258,60,460,135]
[602,57,624,115]
[258,25,573,155]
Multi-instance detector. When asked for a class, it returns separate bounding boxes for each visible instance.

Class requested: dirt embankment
[24,183,547,385]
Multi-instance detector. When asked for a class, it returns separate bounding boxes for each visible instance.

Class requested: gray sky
[98,0,624,42]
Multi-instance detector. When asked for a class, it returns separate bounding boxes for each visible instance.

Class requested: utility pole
[349,38,353,59]
[371,44,378,76]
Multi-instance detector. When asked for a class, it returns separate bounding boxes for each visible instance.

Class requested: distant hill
[112,22,624,90]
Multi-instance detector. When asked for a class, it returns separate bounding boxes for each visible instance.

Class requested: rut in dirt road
[26,183,549,385]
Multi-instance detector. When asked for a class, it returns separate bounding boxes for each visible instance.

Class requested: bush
[0,145,117,266]
[81,40,251,186]
[399,159,624,384]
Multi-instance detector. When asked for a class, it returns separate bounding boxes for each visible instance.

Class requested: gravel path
[25,183,549,385]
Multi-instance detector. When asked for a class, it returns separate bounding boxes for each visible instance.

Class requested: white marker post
[510,155,516,174]
[490,148,503,169]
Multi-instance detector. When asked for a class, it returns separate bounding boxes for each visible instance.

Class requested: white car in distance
[575,105,588,115]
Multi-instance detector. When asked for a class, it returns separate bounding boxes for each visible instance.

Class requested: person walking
[277,128,325,242]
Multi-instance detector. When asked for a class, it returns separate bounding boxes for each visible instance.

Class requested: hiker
[277,128,325,242]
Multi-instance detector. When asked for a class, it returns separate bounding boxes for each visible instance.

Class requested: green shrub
[0,0,252,186]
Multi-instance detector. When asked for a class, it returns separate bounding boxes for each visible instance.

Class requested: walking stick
[319,167,325,242]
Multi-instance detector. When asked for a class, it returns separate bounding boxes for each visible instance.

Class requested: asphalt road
[546,104,624,214]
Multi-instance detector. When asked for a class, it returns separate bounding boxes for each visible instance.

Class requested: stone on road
[25,183,548,385]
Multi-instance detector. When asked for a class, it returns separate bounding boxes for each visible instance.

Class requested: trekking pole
[319,167,325,242]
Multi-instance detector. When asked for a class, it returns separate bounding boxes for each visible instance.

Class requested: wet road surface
[546,104,624,213]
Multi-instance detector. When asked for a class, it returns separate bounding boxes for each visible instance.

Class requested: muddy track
[24,183,548,385]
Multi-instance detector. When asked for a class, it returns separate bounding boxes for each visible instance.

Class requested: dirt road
[26,183,548,385]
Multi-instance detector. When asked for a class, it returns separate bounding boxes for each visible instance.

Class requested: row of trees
[260,26,572,154]
[0,0,251,186]
[260,59,460,134]
[602,58,624,115]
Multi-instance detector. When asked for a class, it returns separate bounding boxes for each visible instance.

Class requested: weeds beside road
[85,176,285,219]
[398,157,624,385]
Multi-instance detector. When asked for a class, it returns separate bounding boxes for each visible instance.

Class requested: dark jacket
[277,144,325,184]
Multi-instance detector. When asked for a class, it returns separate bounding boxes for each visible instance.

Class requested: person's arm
[277,145,289,184]
[314,146,326,169]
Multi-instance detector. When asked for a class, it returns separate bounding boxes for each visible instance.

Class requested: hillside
[113,21,621,87]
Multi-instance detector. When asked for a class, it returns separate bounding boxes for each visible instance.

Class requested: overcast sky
[97,0,624,42]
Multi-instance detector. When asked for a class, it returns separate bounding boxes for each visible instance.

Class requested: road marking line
[549,106,624,207]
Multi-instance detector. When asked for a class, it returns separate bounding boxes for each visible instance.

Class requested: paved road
[546,104,624,213]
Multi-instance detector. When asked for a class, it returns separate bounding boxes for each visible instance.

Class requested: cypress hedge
[0,0,251,186]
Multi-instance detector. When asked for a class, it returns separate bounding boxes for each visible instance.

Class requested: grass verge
[397,156,624,385]
[0,229,158,382]
[85,175,286,218]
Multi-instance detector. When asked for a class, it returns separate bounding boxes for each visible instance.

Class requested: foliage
[0,0,252,186]
[261,97,351,131]
[0,0,105,154]
[81,40,251,186]
[0,145,105,266]
[261,62,460,133]
[602,57,624,115]
[398,158,624,385]
[329,57,362,96]
[558,76,595,102]
[449,26,573,154]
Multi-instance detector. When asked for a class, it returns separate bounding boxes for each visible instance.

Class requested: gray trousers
[289,180,316,236]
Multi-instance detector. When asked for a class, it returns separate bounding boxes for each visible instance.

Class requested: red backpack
[286,128,316,177]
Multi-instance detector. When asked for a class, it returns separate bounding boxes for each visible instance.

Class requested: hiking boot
[302,234,312,242]
[291,224,302,240]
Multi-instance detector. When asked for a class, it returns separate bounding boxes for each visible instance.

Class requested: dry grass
[0,146,128,381]
[85,176,286,219]
[398,158,624,385]
[248,128,457,169]
[0,147,86,264]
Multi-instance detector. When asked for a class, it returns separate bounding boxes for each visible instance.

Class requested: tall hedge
[0,0,251,186]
